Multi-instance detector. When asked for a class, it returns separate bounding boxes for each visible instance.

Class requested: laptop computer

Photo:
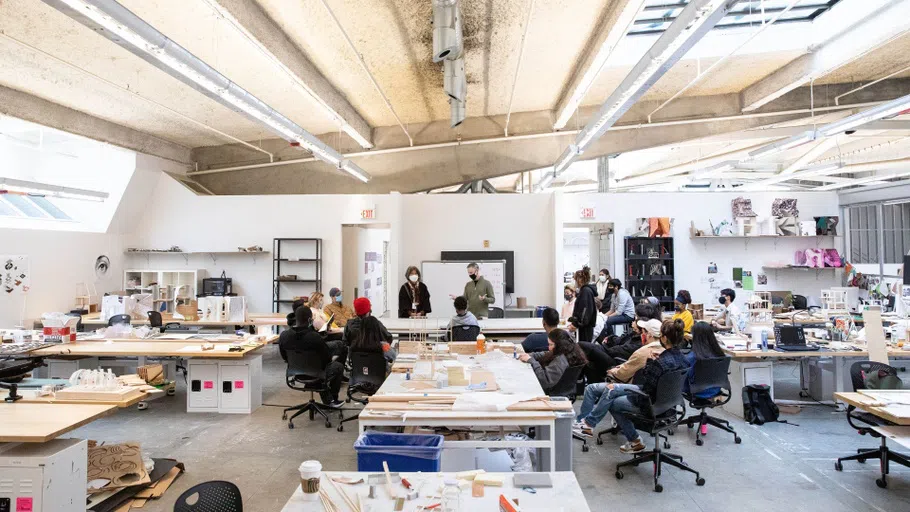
[773,325,819,351]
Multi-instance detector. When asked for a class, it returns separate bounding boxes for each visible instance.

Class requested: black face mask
[469,274,477,281]
[607,287,615,294]
[718,297,727,305]
[564,294,573,301]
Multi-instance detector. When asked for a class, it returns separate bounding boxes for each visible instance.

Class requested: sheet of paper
[733,267,743,281]
[451,392,540,412]
[743,276,754,291]
[153,333,195,340]
[863,309,889,364]
[176,345,233,353]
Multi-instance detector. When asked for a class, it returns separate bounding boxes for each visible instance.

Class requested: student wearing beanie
[344,297,392,347]
[324,287,354,327]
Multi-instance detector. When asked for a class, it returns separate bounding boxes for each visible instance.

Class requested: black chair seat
[283,349,342,429]
[338,351,389,431]
[679,357,740,446]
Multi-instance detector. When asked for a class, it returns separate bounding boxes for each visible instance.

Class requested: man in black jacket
[279,306,345,407]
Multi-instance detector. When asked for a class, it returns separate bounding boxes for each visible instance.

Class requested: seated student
[518,329,587,393]
[604,279,636,333]
[580,303,657,383]
[278,306,345,408]
[324,288,354,327]
[684,322,725,398]
[447,295,479,330]
[673,290,694,333]
[351,315,397,364]
[522,307,559,353]
[573,319,688,453]
[605,317,663,383]
[712,288,743,331]
[344,297,392,347]
[308,292,331,331]
[286,298,307,327]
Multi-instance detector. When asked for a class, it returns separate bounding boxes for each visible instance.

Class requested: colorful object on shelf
[805,249,824,268]
[815,216,839,236]
[771,198,799,217]
[824,249,842,268]
[731,197,757,217]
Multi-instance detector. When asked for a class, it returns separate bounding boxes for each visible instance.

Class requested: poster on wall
[363,251,384,305]
[1,255,30,294]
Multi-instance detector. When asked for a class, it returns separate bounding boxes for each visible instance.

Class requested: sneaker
[326,400,344,409]
[572,421,594,438]
[619,438,646,454]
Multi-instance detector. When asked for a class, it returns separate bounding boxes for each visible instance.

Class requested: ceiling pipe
[316,0,411,146]
[187,100,888,177]
[504,0,536,137]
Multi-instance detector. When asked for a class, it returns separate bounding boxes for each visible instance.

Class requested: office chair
[547,364,585,400]
[835,360,909,488]
[65,312,84,333]
[610,316,634,336]
[107,314,132,326]
[338,351,388,432]
[174,480,242,511]
[451,324,481,341]
[282,348,343,429]
[147,310,163,328]
[488,307,504,319]
[680,357,741,446]
[614,368,704,492]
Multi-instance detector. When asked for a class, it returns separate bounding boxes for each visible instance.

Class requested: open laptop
[773,325,819,351]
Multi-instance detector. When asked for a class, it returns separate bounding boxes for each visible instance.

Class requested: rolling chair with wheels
[488,307,504,319]
[547,364,585,401]
[835,360,909,488]
[450,324,481,342]
[174,480,243,511]
[680,356,741,446]
[107,314,132,326]
[282,348,344,429]
[338,351,388,431]
[613,368,704,492]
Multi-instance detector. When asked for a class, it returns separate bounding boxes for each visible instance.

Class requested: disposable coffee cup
[299,460,322,501]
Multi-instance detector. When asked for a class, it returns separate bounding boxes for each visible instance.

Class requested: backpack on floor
[742,384,796,426]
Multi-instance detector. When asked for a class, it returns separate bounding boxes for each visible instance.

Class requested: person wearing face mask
[712,288,742,331]
[462,262,495,319]
[324,287,354,327]
[398,266,432,318]
[568,266,599,342]
[595,268,612,312]
[561,283,577,320]
[603,278,636,334]
[672,289,693,333]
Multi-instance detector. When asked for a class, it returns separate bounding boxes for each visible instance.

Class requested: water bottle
[405,368,411,381]
[513,345,518,359]
[761,330,768,352]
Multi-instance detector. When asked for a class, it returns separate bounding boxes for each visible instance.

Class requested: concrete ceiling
[0,0,909,195]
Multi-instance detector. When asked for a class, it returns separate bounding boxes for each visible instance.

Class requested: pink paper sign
[234,380,244,389]
[203,381,214,389]
[17,497,33,512]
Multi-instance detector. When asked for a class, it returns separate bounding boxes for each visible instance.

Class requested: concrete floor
[71,346,910,511]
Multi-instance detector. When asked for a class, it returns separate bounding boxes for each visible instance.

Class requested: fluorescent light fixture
[818,93,910,136]
[747,131,815,159]
[553,145,580,176]
[554,0,737,172]
[536,172,555,192]
[693,161,735,180]
[45,0,371,183]
[744,162,843,190]
[338,160,370,184]
[0,177,108,202]
[818,170,910,191]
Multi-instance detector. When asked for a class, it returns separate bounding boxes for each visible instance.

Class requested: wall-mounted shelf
[690,235,835,239]
[125,250,269,264]
[762,265,842,280]
[691,234,836,251]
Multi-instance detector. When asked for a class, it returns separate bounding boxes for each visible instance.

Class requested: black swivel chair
[614,368,704,492]
[835,360,909,488]
[65,312,84,332]
[451,325,481,342]
[282,348,343,429]
[174,480,242,511]
[107,314,132,326]
[338,351,388,431]
[680,357,742,446]
[488,307,505,319]
[547,364,585,401]
[148,310,163,328]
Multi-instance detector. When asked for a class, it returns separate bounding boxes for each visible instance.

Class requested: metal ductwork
[450,98,466,128]
[432,0,462,62]
[444,58,466,102]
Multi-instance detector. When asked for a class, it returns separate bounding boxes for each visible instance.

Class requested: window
[848,204,879,264]
[882,202,910,264]
[0,193,72,221]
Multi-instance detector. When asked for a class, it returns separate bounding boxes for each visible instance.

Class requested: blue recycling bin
[354,431,444,472]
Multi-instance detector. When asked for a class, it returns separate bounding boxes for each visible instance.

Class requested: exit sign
[361,209,375,220]
[580,207,596,219]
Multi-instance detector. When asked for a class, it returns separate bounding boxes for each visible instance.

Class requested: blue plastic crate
[354,432,444,472]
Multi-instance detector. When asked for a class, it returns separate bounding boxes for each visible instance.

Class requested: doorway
[562,222,614,281]
[342,223,391,315]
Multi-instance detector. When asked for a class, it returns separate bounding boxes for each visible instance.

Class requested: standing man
[324,287,354,327]
[463,262,495,319]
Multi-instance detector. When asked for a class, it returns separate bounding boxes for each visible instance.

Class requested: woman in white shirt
[561,284,576,320]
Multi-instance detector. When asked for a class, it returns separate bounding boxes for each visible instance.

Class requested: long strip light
[818,93,910,137]
[554,0,739,175]
[744,162,843,190]
[0,177,109,202]
[535,171,555,193]
[44,0,371,183]
[746,130,815,159]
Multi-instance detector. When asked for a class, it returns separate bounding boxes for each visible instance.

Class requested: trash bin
[354,431,444,472]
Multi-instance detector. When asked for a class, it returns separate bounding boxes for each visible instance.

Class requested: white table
[381,317,545,336]
[358,351,573,472]
[281,471,590,512]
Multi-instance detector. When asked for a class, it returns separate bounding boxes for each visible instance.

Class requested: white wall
[554,191,843,307]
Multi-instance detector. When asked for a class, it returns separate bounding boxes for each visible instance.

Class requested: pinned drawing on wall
[734,281,743,289]
[94,255,111,279]
[1,255,29,294]
[707,262,718,274]
[757,274,768,285]
[733,267,743,281]
[743,275,755,291]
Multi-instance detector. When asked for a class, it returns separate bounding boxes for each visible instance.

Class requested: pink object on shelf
[794,250,808,266]
[805,249,824,268]
[824,249,842,267]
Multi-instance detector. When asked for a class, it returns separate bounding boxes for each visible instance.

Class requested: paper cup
[299,460,322,501]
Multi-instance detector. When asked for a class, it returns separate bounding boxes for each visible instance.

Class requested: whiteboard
[420,260,506,318]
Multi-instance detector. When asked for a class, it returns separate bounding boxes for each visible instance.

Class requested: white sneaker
[619,438,646,454]
[572,421,594,438]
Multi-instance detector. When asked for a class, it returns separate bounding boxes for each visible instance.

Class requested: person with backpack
[568,266,598,342]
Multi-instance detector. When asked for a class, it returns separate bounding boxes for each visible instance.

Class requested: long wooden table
[358,349,574,472]
[30,338,272,358]
[1,388,159,408]
[0,403,117,442]
[281,471,591,511]
[78,312,287,329]
[834,391,910,426]
[381,317,546,337]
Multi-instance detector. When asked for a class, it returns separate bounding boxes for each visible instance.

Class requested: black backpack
[742,385,797,426]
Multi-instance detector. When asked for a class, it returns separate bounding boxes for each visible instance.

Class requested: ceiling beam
[818,169,910,191]
[552,0,647,130]
[741,0,910,112]
[198,0,373,148]
[0,84,192,164]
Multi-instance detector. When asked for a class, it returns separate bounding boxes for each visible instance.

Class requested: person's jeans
[578,342,617,383]
[577,383,644,441]
[604,314,634,335]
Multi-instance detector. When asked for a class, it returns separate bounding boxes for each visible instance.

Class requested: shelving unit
[123,269,205,313]
[125,250,268,264]
[624,236,675,312]
[273,238,322,314]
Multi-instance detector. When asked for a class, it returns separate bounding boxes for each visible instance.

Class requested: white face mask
[409,274,419,283]
[598,275,606,283]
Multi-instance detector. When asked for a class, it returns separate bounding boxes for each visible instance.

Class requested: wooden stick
[382,461,396,499]
[327,476,359,512]
[319,489,337,512]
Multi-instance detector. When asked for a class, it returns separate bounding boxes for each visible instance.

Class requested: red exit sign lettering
[580,207,596,219]
[361,209,375,219]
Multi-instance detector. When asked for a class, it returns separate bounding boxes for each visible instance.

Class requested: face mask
[469,274,477,281]
[675,304,683,312]
[607,287,615,295]
[336,296,343,303]
[409,274,419,283]
[599,275,606,282]
[718,297,727,305]
[564,294,573,302]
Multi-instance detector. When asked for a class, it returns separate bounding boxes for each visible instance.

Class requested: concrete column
[597,156,610,193]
